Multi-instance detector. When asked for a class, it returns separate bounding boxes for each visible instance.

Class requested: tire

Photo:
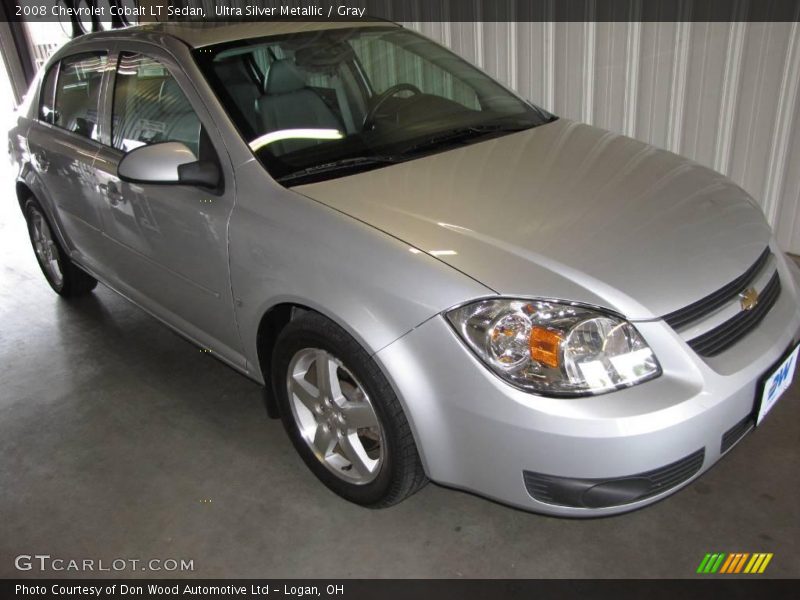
[272,311,427,507]
[24,197,97,297]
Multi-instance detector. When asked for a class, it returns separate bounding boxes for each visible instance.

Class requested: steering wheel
[362,83,422,130]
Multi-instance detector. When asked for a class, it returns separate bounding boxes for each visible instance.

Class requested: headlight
[446,299,661,396]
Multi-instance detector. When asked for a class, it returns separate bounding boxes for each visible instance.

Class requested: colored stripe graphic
[697,553,727,573]
[725,553,747,573]
[699,552,773,574]
[697,554,713,573]
[744,554,761,573]
[758,553,773,573]
[710,553,726,573]
[719,554,736,573]
[730,553,748,573]
[745,553,773,574]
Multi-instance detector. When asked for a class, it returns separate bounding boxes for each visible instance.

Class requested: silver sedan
[9,21,800,516]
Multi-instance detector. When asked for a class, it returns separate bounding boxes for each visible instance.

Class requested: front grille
[663,247,771,329]
[721,415,755,454]
[688,272,781,357]
[523,448,705,509]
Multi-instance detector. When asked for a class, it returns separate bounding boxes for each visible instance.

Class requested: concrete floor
[1,172,799,579]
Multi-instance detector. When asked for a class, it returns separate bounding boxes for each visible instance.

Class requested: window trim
[38,60,61,125]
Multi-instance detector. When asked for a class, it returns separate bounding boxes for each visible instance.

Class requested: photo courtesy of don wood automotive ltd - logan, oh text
[1,0,800,599]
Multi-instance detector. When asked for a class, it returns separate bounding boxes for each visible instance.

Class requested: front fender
[229,160,492,381]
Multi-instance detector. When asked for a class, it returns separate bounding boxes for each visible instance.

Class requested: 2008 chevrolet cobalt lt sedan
[8,21,800,516]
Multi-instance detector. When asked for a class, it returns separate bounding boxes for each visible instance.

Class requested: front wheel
[24,197,97,297]
[272,312,427,507]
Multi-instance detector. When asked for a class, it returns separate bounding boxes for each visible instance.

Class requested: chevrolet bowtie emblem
[740,287,759,311]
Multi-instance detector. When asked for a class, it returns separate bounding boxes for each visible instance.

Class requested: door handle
[32,151,49,172]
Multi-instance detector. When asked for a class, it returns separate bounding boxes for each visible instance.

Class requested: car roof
[80,20,400,49]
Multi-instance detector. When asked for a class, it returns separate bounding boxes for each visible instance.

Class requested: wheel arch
[16,180,34,212]
[254,298,434,481]
[255,302,303,386]
[254,295,402,385]
[252,299,422,432]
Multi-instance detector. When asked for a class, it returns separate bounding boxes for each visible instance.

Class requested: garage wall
[404,21,800,253]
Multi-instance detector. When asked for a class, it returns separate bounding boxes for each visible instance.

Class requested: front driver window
[112,52,201,155]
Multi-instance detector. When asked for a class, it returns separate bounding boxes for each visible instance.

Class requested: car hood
[293,118,772,320]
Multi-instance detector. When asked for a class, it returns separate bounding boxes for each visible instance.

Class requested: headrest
[213,58,254,86]
[265,60,306,95]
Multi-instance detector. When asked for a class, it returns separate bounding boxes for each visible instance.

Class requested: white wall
[406,21,800,253]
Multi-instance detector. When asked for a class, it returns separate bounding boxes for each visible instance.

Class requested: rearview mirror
[118,141,220,189]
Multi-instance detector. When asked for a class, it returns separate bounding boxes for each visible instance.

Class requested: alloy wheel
[30,209,63,288]
[286,348,384,484]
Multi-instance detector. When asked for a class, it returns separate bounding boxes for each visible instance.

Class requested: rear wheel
[24,197,97,297]
[272,312,427,507]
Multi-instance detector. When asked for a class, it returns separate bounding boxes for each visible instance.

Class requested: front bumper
[374,251,800,516]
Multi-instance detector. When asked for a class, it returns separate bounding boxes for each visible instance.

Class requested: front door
[92,49,244,367]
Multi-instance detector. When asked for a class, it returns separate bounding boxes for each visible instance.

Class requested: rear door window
[111,52,201,155]
[53,52,108,141]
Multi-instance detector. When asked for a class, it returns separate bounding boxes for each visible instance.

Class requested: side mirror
[117,141,220,189]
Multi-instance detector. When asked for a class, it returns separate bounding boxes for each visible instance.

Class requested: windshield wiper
[277,122,538,185]
[399,122,533,156]
[277,155,402,185]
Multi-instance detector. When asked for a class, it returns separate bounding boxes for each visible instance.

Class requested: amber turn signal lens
[530,327,562,368]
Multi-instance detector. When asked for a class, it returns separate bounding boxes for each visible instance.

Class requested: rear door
[91,47,244,367]
[26,50,110,270]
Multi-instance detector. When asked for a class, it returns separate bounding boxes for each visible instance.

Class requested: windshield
[195,26,555,185]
